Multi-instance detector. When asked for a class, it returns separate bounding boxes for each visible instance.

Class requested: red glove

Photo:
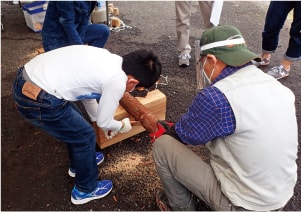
[149,120,174,143]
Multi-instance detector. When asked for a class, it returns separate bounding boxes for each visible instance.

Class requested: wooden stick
[119,92,158,133]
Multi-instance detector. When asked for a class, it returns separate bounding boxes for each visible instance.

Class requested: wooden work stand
[95,89,166,149]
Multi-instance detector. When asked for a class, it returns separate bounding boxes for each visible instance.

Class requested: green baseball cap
[200,25,261,67]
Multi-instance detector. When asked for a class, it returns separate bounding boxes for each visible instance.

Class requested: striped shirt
[175,63,252,145]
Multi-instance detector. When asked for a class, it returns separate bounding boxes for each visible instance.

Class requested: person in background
[175,1,222,67]
[42,1,110,52]
[257,1,301,79]
[12,45,162,205]
[153,25,298,211]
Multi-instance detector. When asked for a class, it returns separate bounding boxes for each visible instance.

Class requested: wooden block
[111,17,121,28]
[113,7,119,16]
[96,89,166,149]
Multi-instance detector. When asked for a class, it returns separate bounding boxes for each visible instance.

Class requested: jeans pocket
[15,103,41,126]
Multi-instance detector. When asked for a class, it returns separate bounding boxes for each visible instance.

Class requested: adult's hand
[149,120,174,143]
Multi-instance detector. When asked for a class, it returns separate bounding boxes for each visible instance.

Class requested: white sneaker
[178,52,191,67]
[266,65,289,80]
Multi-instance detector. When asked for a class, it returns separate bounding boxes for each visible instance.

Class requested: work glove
[119,117,132,133]
[149,120,174,143]
[104,118,132,139]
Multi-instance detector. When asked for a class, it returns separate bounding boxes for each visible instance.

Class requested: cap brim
[216,48,261,67]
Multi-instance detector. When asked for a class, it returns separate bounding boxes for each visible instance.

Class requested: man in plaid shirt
[153,25,298,211]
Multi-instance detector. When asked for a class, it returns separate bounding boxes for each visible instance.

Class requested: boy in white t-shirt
[12,45,162,205]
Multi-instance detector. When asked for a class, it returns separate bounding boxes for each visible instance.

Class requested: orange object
[94,89,166,149]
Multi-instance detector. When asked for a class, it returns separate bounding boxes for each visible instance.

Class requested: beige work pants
[175,1,213,54]
[152,134,233,211]
[153,135,285,211]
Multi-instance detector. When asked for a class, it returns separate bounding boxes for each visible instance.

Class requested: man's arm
[174,87,235,145]
[55,2,86,44]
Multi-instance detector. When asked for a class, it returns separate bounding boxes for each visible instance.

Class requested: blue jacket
[42,1,96,50]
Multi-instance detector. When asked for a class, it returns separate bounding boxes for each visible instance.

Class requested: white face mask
[200,57,216,88]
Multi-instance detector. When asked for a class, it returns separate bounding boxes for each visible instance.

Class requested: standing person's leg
[264,2,299,79]
[175,1,192,67]
[198,1,214,29]
[284,1,301,64]
[84,24,110,48]
[277,2,301,76]
[262,2,292,60]
[152,135,232,211]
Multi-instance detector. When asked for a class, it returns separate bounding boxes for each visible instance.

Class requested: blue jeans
[12,67,98,193]
[262,1,301,61]
[43,23,110,52]
[83,23,110,48]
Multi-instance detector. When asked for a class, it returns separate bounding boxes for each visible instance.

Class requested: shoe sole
[96,155,104,165]
[71,186,113,205]
[252,60,269,67]
[179,57,190,67]
[260,62,270,66]
[267,70,289,80]
[276,74,289,80]
[68,169,76,178]
[179,64,189,68]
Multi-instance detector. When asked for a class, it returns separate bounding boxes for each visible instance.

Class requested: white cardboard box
[22,1,47,32]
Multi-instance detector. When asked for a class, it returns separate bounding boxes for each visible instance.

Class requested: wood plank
[96,89,166,149]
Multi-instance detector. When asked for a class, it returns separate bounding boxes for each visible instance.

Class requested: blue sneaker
[68,152,105,177]
[71,180,113,205]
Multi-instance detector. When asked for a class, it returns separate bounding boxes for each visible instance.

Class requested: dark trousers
[262,1,301,61]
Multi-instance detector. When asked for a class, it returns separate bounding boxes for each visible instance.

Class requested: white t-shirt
[24,45,127,132]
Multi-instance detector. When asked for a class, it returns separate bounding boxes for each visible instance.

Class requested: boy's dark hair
[122,49,162,88]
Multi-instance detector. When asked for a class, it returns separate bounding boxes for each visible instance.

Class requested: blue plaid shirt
[175,63,252,145]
